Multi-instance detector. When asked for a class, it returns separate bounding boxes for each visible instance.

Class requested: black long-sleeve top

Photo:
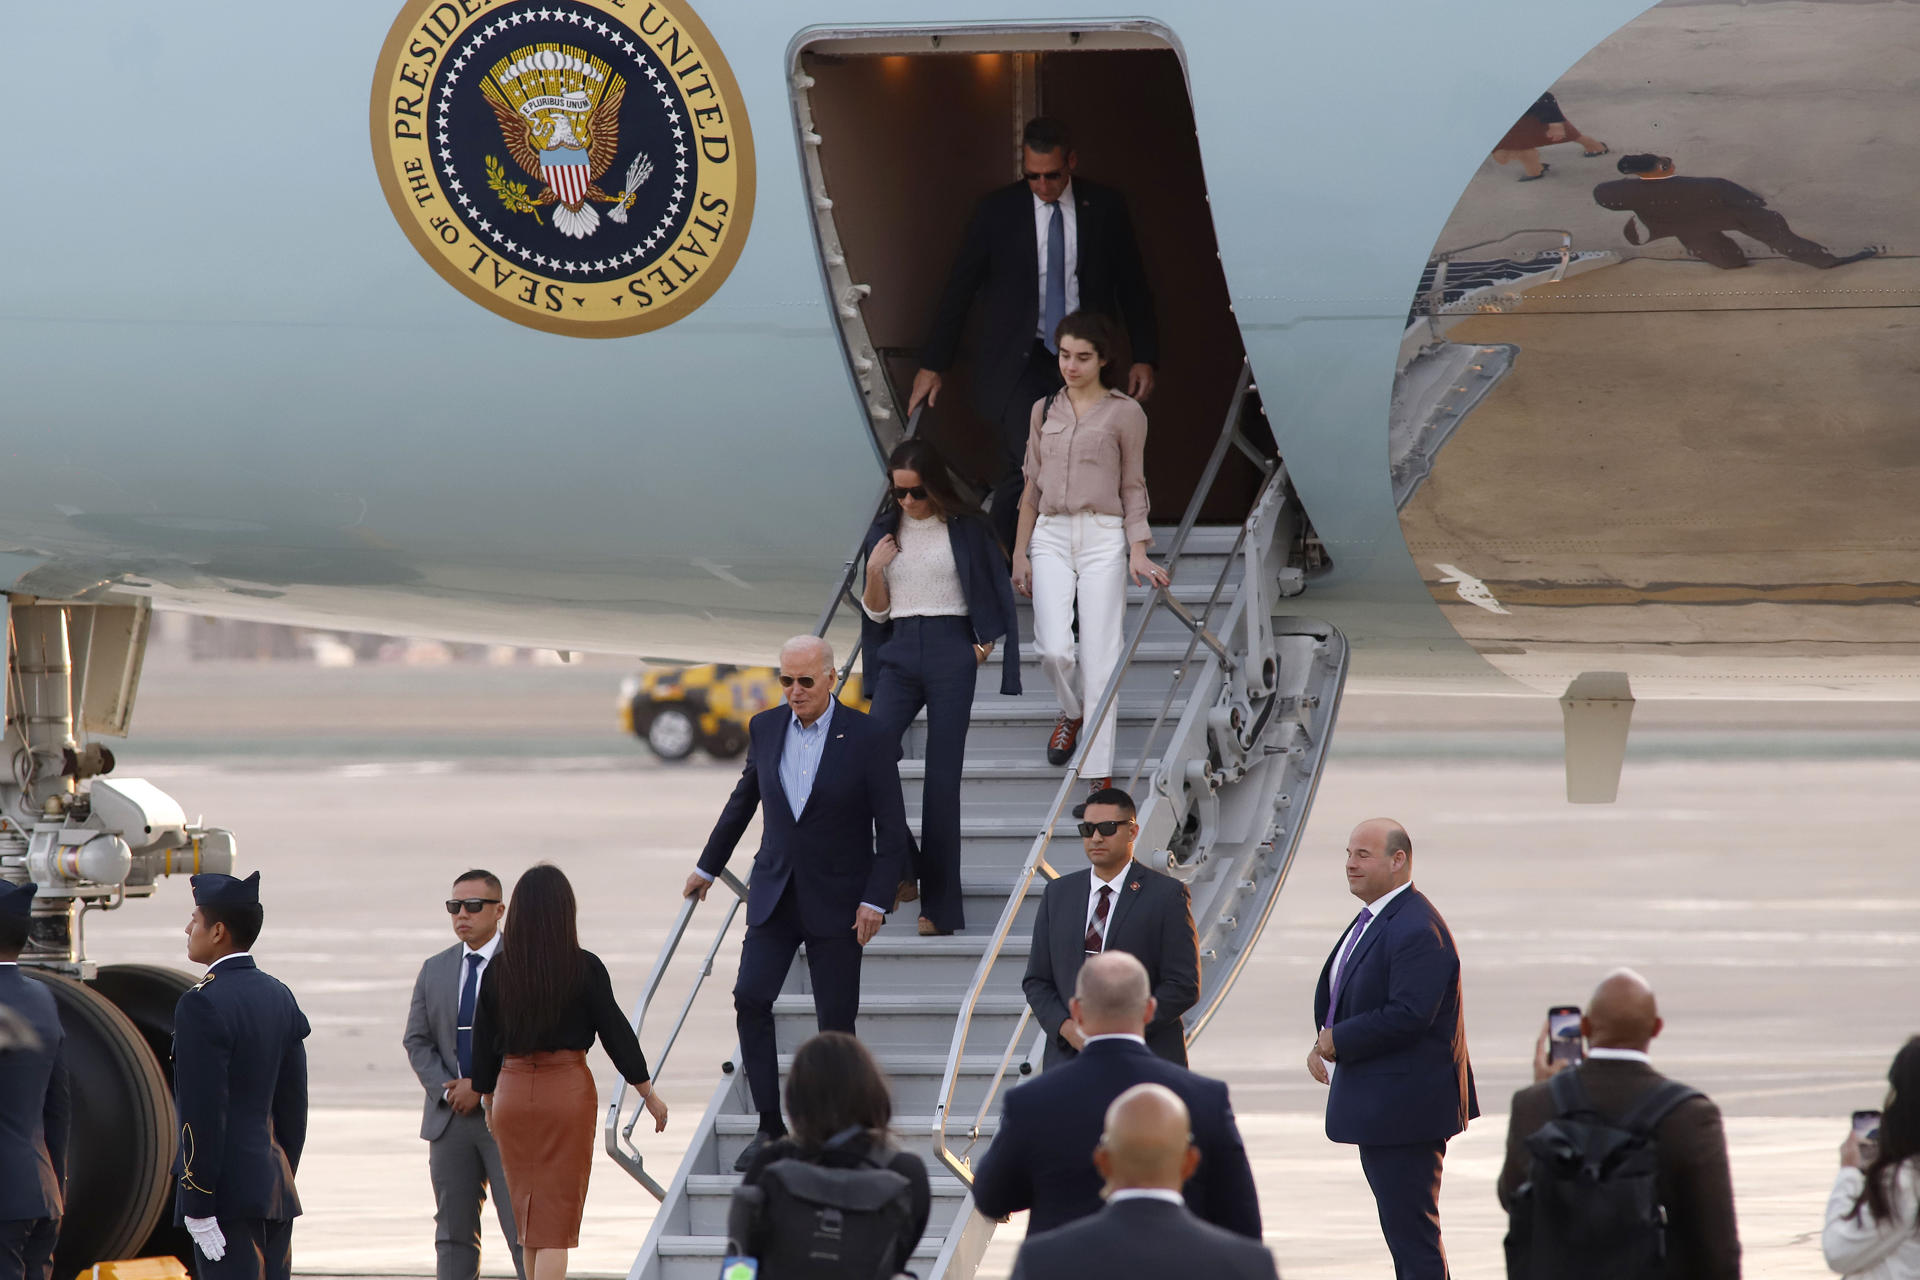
[468,949,650,1094]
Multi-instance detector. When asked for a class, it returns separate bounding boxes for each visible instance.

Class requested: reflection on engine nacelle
[1394,0,1920,697]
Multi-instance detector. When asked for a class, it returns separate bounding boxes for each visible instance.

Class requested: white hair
[779,634,835,676]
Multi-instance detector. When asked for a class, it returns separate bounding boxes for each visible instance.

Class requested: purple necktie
[1326,907,1373,1019]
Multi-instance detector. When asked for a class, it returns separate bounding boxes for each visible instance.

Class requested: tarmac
[73,658,1920,1278]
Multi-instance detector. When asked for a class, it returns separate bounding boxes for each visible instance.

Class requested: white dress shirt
[453,930,501,1004]
[1327,880,1413,1001]
[1107,1188,1187,1207]
[1082,1032,1146,1048]
[1085,859,1131,953]
[207,950,253,973]
[1033,182,1080,338]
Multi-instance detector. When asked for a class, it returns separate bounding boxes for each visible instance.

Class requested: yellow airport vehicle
[617,665,867,761]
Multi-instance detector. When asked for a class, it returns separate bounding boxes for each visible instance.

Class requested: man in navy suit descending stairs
[684,635,913,1173]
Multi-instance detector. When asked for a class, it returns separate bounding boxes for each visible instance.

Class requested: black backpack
[726,1128,917,1280]
[1504,1069,1700,1280]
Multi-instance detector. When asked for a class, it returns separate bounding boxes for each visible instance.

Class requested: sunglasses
[1078,820,1132,838]
[891,485,928,501]
[445,898,501,915]
[777,674,819,689]
[1024,168,1065,182]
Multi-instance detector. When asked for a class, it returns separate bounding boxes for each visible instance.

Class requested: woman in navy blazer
[859,439,1020,935]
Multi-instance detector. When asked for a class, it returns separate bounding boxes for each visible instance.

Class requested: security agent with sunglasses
[1022,787,1198,1072]
[172,871,310,1280]
[683,635,913,1173]
[907,116,1159,550]
[860,437,1020,937]
[403,872,524,1280]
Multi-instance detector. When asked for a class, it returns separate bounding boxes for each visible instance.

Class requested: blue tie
[1042,200,1066,352]
[456,952,482,1079]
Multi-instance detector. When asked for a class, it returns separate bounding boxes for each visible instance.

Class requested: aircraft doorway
[791,27,1267,524]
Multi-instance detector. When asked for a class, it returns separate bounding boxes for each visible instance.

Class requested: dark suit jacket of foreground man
[0,964,69,1280]
[1023,862,1198,1072]
[697,704,910,936]
[1009,1197,1278,1280]
[172,955,310,1280]
[1315,885,1476,1278]
[1498,1056,1741,1280]
[971,1035,1261,1237]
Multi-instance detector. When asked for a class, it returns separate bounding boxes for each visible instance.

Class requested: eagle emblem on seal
[480,43,653,239]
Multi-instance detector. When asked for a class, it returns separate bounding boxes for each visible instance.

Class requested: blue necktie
[1325,907,1373,1020]
[456,952,482,1079]
[1042,200,1066,352]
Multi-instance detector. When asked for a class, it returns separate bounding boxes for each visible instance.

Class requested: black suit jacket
[972,1036,1260,1238]
[1313,886,1478,1146]
[0,968,69,1220]
[1498,1058,1740,1280]
[921,178,1158,420]
[1009,1197,1278,1280]
[1023,862,1198,1072]
[697,704,912,936]
[858,508,1021,697]
[170,955,310,1222]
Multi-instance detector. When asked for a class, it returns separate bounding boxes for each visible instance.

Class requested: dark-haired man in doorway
[404,871,524,1280]
[909,116,1159,549]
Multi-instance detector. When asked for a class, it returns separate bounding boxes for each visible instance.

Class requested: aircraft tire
[26,970,174,1275]
[93,964,202,1265]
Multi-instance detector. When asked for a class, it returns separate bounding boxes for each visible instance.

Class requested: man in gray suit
[403,871,523,1280]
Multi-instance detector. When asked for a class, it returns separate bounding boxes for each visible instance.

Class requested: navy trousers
[1358,1140,1449,1280]
[732,883,862,1124]
[0,1218,56,1280]
[866,615,978,933]
[190,1218,293,1280]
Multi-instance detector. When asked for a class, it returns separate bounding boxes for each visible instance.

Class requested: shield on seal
[539,147,590,208]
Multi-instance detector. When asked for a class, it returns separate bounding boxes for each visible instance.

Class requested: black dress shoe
[733,1129,783,1174]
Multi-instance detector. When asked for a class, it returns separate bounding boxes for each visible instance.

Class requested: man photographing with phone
[1499,969,1740,1280]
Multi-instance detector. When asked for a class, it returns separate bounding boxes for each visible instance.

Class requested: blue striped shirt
[779,698,835,819]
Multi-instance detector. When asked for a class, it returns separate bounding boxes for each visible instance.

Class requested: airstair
[610,366,1348,1280]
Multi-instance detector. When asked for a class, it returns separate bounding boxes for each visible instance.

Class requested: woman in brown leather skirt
[470,864,668,1280]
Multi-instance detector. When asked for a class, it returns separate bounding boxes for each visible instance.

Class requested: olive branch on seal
[486,156,544,225]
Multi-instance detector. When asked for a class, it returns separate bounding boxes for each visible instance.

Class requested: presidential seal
[372,0,754,338]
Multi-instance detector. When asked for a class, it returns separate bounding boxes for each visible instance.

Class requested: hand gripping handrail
[605,406,926,1195]
[929,362,1270,1179]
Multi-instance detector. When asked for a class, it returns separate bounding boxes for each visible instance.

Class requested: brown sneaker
[1087,776,1114,795]
[1046,715,1083,766]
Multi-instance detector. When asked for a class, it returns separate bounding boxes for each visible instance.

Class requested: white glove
[184,1216,227,1261]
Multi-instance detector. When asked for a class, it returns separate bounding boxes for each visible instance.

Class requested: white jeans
[1029,512,1129,776]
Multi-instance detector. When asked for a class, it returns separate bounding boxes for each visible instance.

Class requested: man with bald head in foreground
[685,635,913,1172]
[972,952,1260,1236]
[1008,1084,1278,1280]
[1310,818,1476,1279]
[1498,969,1740,1279]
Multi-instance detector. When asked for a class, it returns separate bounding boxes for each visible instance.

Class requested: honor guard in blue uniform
[173,871,310,1280]
[0,882,69,1280]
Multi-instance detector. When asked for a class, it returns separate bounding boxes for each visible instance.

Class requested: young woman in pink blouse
[1010,310,1170,791]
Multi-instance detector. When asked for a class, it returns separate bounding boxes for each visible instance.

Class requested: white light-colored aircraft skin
[14,0,1910,698]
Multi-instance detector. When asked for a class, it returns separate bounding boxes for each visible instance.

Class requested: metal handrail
[605,406,926,1196]
[929,361,1270,1179]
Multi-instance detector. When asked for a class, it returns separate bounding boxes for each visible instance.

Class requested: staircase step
[681,1173,973,1235]
[707,1113,1001,1168]
[654,1235,947,1280]
[773,994,1028,1052]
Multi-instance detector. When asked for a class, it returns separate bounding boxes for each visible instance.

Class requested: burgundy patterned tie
[1326,907,1373,1018]
[1084,885,1112,955]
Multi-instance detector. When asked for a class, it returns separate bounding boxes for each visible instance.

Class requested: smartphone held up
[1853,1109,1883,1165]
[1549,1005,1585,1067]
